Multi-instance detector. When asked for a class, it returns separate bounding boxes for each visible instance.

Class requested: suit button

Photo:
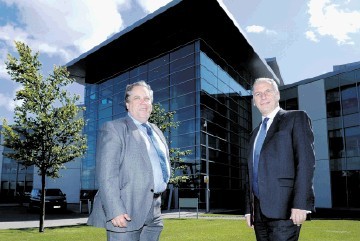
[150,189,154,193]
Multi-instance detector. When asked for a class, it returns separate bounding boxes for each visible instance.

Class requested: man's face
[126,85,152,123]
[252,81,280,116]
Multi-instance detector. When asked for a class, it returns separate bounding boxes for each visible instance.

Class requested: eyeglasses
[253,89,275,98]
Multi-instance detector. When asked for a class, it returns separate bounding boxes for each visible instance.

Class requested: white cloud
[136,0,172,13]
[0,0,130,62]
[307,0,360,45]
[0,47,11,81]
[0,0,172,123]
[0,85,21,112]
[305,30,319,42]
[0,64,9,80]
[246,25,277,35]
[0,93,14,111]
[0,0,176,63]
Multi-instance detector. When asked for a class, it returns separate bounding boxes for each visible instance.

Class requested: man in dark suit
[245,78,315,241]
[87,81,170,241]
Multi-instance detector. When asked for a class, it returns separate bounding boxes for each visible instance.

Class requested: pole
[204,120,210,213]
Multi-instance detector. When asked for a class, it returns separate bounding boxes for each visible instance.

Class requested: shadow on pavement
[0,203,89,222]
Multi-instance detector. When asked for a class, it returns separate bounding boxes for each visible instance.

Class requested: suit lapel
[262,109,286,147]
[125,116,153,168]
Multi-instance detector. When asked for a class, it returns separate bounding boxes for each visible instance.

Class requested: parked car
[29,188,67,211]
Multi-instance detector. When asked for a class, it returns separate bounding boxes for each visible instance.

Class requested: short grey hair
[124,80,153,103]
[252,78,279,93]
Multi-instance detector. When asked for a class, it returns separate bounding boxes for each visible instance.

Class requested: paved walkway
[0,217,89,229]
[0,203,243,230]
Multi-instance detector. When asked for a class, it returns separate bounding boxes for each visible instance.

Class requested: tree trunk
[39,171,46,232]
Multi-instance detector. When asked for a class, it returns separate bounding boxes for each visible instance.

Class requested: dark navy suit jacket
[245,109,315,219]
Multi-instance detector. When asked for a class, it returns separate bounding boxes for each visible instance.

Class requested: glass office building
[67,0,279,209]
[82,41,256,209]
[325,66,360,208]
[280,62,360,209]
[0,127,34,201]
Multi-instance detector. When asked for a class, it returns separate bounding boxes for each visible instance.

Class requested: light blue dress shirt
[128,113,169,193]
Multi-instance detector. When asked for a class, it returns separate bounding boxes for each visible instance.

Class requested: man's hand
[290,208,307,226]
[111,214,131,227]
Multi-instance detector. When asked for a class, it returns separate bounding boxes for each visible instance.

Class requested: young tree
[1,41,87,232]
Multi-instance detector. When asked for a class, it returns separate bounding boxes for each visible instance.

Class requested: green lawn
[0,219,359,241]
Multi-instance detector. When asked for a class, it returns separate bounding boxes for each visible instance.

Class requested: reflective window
[358,85,360,110]
[171,119,195,136]
[345,126,360,157]
[99,97,113,110]
[200,52,217,74]
[149,55,169,70]
[170,53,195,72]
[86,84,98,97]
[87,101,98,114]
[173,106,196,122]
[280,98,298,110]
[154,87,169,103]
[130,65,147,78]
[100,86,113,99]
[217,78,229,96]
[328,129,345,159]
[170,92,195,110]
[201,78,218,95]
[327,88,341,117]
[129,72,147,83]
[85,121,97,132]
[149,76,169,92]
[171,133,196,149]
[170,44,194,61]
[170,66,195,85]
[98,106,112,119]
[343,113,360,127]
[149,64,169,81]
[113,73,129,93]
[170,79,195,98]
[341,84,358,115]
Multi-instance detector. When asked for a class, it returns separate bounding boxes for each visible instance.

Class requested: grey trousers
[107,196,163,241]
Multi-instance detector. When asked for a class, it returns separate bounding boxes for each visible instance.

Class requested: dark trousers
[253,196,301,241]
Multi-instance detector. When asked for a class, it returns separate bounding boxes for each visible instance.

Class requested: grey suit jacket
[87,116,170,232]
[245,109,315,219]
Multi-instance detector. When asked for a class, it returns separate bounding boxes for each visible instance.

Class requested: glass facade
[81,40,253,209]
[0,146,34,201]
[325,68,360,208]
[279,86,299,110]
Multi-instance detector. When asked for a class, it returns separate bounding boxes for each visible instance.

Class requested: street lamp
[204,120,210,213]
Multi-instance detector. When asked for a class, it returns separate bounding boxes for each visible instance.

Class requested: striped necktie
[142,123,169,183]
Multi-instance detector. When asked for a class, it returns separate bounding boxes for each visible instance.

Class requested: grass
[0,219,359,241]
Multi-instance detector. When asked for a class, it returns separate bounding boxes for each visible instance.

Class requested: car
[28,188,67,211]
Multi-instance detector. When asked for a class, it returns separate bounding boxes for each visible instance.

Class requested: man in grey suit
[245,78,315,241]
[88,81,170,241]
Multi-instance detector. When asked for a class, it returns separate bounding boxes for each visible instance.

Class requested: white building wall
[298,79,332,208]
[33,158,81,203]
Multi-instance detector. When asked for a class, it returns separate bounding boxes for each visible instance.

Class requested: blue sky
[0,0,359,123]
